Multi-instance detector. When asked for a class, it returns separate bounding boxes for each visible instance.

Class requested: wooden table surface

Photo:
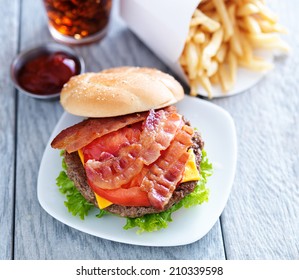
[0,0,298,260]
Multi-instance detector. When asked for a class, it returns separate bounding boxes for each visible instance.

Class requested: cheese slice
[78,149,84,164]
[77,148,200,209]
[94,193,113,209]
[182,149,201,182]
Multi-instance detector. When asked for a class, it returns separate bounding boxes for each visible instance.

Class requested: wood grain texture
[13,0,64,260]
[9,0,299,260]
[0,0,20,260]
[213,0,299,259]
[13,0,225,259]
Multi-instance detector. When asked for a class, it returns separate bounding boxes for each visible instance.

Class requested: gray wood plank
[213,0,299,259]
[0,0,20,260]
[13,0,225,259]
[13,0,65,260]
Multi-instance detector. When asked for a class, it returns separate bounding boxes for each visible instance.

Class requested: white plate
[37,96,237,246]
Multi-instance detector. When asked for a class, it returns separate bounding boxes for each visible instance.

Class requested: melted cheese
[78,148,200,209]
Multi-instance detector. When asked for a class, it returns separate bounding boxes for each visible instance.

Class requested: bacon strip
[85,107,183,191]
[139,107,183,164]
[141,125,194,209]
[51,112,147,153]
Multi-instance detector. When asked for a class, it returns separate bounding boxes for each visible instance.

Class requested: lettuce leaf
[55,149,212,232]
[56,156,94,220]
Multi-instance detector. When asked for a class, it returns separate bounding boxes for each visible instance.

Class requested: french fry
[257,19,287,34]
[218,64,231,93]
[215,42,228,63]
[186,26,197,42]
[227,3,236,26]
[179,53,187,67]
[210,73,219,84]
[197,73,213,99]
[227,50,237,85]
[200,0,216,13]
[189,79,198,97]
[195,44,204,75]
[212,0,234,41]
[202,27,224,61]
[198,31,212,69]
[243,16,262,34]
[208,11,221,23]
[230,25,243,57]
[193,9,221,32]
[254,1,278,23]
[239,31,253,63]
[185,41,199,80]
[236,3,259,17]
[193,31,206,44]
[228,3,244,58]
[206,59,219,77]
[180,0,289,98]
[251,38,290,53]
[238,56,274,71]
[240,29,289,53]
[190,17,204,27]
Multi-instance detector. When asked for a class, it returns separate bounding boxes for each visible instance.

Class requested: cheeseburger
[51,67,212,232]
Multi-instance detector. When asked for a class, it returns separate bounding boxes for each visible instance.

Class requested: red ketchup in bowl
[17,52,79,95]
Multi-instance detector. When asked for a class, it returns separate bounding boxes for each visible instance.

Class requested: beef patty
[64,131,204,218]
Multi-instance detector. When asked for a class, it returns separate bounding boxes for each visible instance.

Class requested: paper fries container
[120,0,272,98]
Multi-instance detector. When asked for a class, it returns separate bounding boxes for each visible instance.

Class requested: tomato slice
[82,122,142,162]
[89,181,151,207]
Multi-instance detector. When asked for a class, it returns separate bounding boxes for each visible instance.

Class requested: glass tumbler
[43,0,112,45]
